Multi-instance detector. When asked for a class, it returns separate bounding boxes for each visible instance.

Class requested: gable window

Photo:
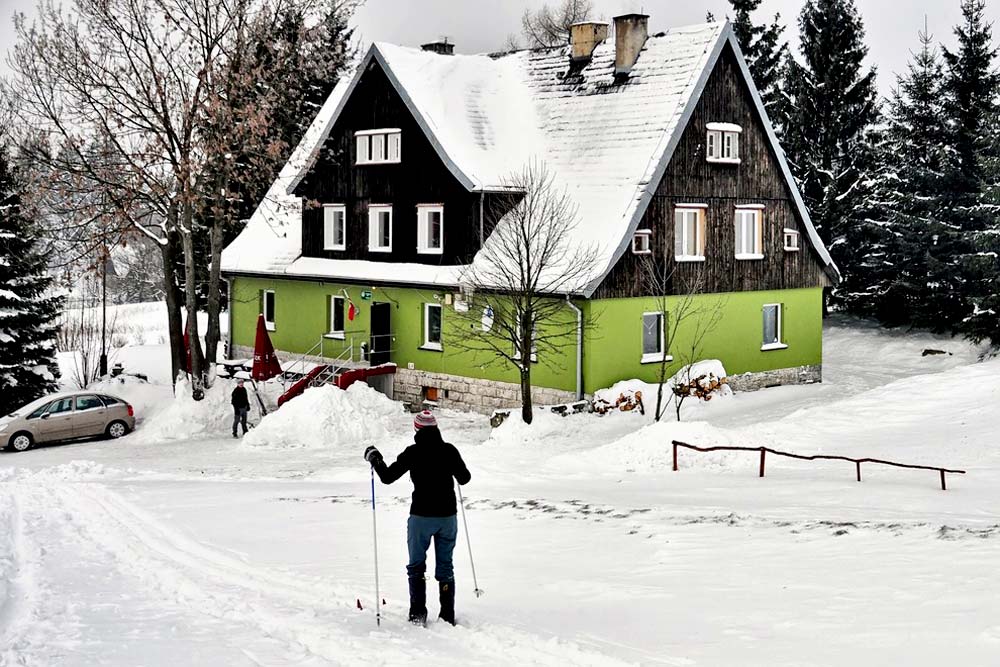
[632,229,652,255]
[417,205,444,254]
[422,303,443,351]
[784,228,800,252]
[674,205,707,261]
[261,289,276,331]
[355,129,402,165]
[368,205,392,252]
[762,303,788,351]
[706,123,742,164]
[327,295,345,338]
[323,204,346,251]
[735,206,764,259]
[641,312,671,364]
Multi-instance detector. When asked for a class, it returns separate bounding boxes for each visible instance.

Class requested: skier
[231,379,250,438]
[363,410,471,626]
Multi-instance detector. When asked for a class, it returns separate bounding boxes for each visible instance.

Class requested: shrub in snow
[242,383,403,450]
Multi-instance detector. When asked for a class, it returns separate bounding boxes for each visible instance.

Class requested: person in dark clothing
[364,410,471,626]
[231,380,250,438]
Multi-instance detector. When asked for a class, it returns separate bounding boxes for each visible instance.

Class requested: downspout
[478,191,485,245]
[222,276,233,360]
[566,296,583,401]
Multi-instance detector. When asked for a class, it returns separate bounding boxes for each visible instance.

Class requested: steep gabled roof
[221,21,839,292]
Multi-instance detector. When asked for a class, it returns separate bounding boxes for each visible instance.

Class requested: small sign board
[360,290,373,301]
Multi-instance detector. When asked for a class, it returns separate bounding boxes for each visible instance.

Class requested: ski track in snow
[15,481,633,666]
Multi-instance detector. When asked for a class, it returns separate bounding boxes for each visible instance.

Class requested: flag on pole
[252,314,282,381]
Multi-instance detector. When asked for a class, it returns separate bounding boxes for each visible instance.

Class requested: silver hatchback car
[1,392,136,452]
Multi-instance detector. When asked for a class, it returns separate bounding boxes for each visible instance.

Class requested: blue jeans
[407,514,457,582]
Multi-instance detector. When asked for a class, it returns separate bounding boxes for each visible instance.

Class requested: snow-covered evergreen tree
[781,0,879,304]
[724,0,788,120]
[839,29,966,330]
[0,140,62,416]
[942,0,1000,345]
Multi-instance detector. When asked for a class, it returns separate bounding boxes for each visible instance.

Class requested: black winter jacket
[231,386,250,410]
[373,426,471,517]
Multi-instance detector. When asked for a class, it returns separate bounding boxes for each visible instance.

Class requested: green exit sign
[360,290,373,300]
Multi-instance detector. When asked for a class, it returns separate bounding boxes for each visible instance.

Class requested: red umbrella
[252,314,282,381]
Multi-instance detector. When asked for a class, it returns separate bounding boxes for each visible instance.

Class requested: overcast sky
[2,0,999,97]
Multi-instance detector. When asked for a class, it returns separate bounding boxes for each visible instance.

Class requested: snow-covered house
[221,14,839,412]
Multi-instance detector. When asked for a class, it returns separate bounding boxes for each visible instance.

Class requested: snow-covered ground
[1,317,997,665]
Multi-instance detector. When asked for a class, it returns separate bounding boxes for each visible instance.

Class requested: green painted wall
[230,277,578,392]
[580,287,823,393]
[230,277,822,395]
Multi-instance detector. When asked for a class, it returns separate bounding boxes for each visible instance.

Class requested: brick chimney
[421,40,454,55]
[569,21,609,62]
[613,14,649,75]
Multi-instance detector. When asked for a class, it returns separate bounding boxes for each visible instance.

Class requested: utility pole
[100,237,108,377]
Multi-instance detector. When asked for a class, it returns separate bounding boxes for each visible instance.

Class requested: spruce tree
[840,29,964,330]
[942,0,1000,345]
[725,0,788,119]
[0,141,62,416]
[781,0,879,305]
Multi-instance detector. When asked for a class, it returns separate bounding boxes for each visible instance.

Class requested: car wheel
[9,432,34,452]
[106,421,129,439]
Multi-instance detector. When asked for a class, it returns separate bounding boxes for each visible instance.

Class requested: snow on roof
[222,20,839,292]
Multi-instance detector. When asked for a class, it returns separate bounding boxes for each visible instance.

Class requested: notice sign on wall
[360,290,373,301]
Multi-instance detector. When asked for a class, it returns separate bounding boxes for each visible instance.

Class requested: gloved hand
[364,446,383,466]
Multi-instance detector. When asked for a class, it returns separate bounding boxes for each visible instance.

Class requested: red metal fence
[671,440,966,491]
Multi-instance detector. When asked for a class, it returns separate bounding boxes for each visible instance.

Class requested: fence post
[856,461,862,482]
[940,469,946,491]
[672,442,678,472]
[759,448,766,478]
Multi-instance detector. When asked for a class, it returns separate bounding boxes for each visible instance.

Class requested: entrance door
[370,302,391,366]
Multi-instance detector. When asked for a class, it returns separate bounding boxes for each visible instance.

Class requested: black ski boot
[438,580,456,626]
[408,576,427,626]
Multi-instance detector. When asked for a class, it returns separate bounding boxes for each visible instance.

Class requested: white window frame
[417,204,444,255]
[422,303,443,351]
[761,303,788,351]
[512,322,538,363]
[632,229,652,255]
[641,311,672,364]
[323,204,346,251]
[355,129,402,165]
[735,206,764,260]
[368,205,393,253]
[326,295,345,339]
[263,289,276,331]
[706,123,742,164]
[674,205,706,261]
[784,228,800,252]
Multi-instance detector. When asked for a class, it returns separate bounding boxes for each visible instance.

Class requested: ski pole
[371,467,382,626]
[457,484,483,598]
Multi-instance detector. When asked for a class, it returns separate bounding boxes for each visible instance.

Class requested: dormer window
[356,129,401,165]
[632,229,652,255]
[706,123,742,164]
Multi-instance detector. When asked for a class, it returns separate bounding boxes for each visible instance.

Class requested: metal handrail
[671,440,967,491]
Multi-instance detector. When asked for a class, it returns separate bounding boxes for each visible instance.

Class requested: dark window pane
[48,398,74,414]
[763,305,778,344]
[333,298,345,331]
[428,306,442,344]
[642,314,662,355]
[76,395,104,411]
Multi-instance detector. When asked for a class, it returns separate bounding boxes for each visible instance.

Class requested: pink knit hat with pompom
[414,410,438,430]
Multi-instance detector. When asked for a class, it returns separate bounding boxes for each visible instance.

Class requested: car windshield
[6,395,59,419]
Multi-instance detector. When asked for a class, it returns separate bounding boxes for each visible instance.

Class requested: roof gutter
[566,296,584,400]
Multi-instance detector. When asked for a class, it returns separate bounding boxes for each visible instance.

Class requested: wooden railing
[671,440,966,491]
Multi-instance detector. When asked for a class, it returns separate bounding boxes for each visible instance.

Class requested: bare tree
[453,162,598,424]
[640,255,727,422]
[8,0,354,397]
[521,0,593,48]
[57,294,122,389]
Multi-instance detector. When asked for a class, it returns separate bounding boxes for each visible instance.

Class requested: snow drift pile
[136,379,246,442]
[243,383,403,449]
[593,360,732,417]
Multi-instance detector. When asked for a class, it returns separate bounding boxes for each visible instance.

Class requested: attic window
[784,228,800,251]
[356,129,401,165]
[706,123,742,164]
[632,230,652,255]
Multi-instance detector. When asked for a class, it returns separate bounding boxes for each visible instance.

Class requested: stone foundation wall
[393,368,578,414]
[727,365,822,392]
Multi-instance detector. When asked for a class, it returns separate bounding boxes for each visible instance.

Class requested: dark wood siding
[294,62,485,265]
[594,44,828,299]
